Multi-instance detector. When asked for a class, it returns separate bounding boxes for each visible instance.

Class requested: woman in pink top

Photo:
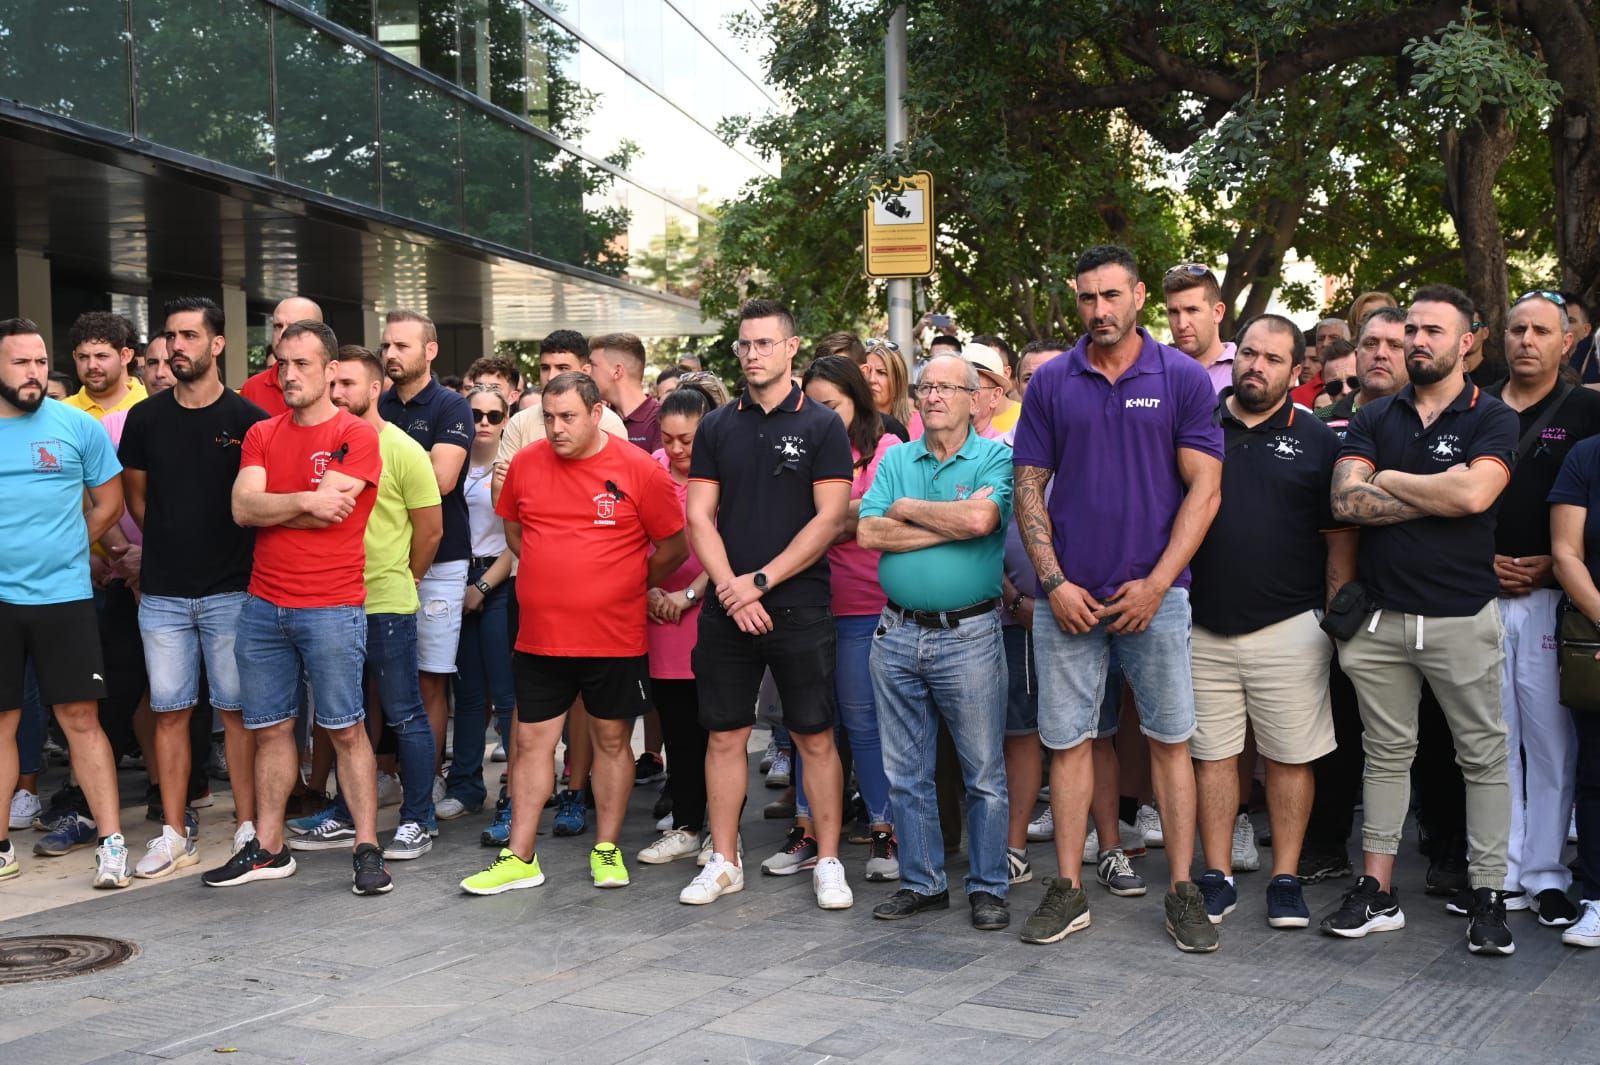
[636,379,723,866]
[765,356,899,882]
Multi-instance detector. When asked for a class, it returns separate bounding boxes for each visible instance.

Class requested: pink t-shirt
[647,449,705,680]
[907,410,925,440]
[99,409,143,547]
[830,433,897,616]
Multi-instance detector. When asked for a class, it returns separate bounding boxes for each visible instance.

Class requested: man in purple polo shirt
[1012,244,1224,953]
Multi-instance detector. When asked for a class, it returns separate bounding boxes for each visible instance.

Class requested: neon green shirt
[365,422,442,615]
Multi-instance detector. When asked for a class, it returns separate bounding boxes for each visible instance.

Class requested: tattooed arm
[1330,458,1428,525]
[1015,463,1099,633]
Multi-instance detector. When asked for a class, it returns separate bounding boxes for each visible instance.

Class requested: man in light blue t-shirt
[0,318,127,890]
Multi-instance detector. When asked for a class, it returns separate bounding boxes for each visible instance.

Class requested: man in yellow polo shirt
[292,344,443,871]
[65,312,147,420]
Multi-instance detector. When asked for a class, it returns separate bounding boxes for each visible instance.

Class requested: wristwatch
[684,586,698,602]
[753,571,769,590]
[474,579,492,596]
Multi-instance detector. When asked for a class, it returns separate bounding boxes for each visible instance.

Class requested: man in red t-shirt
[239,297,323,417]
[461,372,686,897]
[201,321,390,895]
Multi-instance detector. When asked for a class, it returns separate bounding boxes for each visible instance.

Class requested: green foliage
[1404,8,1561,129]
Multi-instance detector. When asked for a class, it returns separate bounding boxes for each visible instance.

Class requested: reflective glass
[462,110,528,250]
[376,0,457,82]
[274,12,380,206]
[0,0,131,133]
[621,0,663,90]
[300,0,373,36]
[379,67,460,228]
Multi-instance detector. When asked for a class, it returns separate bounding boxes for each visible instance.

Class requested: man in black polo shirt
[1189,315,1357,932]
[1325,284,1519,956]
[378,309,473,790]
[678,298,855,910]
[1480,291,1600,927]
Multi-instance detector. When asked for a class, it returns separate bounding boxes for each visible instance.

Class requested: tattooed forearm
[1330,460,1426,526]
[1015,465,1065,588]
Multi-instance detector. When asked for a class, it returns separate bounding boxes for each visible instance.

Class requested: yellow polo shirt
[65,379,147,421]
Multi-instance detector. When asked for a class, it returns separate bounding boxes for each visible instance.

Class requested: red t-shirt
[241,410,382,608]
[1290,378,1323,410]
[240,365,289,417]
[497,435,683,657]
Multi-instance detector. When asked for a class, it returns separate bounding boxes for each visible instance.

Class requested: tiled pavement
[4,758,1600,1064]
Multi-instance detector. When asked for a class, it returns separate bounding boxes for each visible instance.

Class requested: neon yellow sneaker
[460,849,544,895]
[590,843,630,888]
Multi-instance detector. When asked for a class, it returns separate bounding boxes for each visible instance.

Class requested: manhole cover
[0,935,138,984]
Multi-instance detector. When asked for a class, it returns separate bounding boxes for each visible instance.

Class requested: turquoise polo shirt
[860,429,1013,611]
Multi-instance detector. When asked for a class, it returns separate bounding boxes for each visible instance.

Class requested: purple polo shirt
[1011,327,1223,599]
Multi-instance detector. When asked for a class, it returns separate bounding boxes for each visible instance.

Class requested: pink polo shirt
[646,449,704,680]
[829,433,897,616]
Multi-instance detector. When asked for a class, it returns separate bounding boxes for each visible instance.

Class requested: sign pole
[885,4,912,359]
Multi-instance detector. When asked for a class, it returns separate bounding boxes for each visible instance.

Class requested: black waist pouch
[1320,581,1372,641]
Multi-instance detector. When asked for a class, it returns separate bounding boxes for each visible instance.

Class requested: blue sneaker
[552,789,587,837]
[35,813,96,856]
[481,800,512,847]
[1196,869,1237,925]
[1266,873,1311,928]
[287,804,339,836]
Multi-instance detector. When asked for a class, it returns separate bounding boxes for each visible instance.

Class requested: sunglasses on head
[1323,375,1361,398]
[1514,290,1566,308]
[1165,262,1214,280]
[471,409,505,425]
[864,337,900,352]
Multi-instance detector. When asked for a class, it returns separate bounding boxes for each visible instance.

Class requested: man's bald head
[271,297,324,354]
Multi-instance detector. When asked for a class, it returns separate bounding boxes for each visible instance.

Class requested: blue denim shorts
[235,596,367,730]
[1003,624,1038,736]
[1033,587,1196,750]
[138,592,248,712]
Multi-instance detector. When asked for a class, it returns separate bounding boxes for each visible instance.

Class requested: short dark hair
[68,311,135,353]
[1562,291,1593,321]
[540,329,588,359]
[1236,313,1307,366]
[739,298,796,336]
[336,344,384,380]
[543,370,602,409]
[1411,283,1476,330]
[1359,305,1407,336]
[655,366,682,386]
[1020,337,1072,357]
[814,332,867,364]
[589,332,647,369]
[279,320,339,363]
[162,296,224,338]
[48,370,74,389]
[385,308,437,346]
[439,374,464,391]
[928,334,964,353]
[0,317,43,342]
[661,377,721,420]
[1076,244,1140,282]
[466,355,521,388]
[1322,337,1356,362]
[970,333,1016,372]
[1162,265,1222,305]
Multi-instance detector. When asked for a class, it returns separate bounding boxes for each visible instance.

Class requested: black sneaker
[201,839,297,887]
[1020,876,1090,944]
[1424,853,1468,896]
[634,752,665,784]
[1466,887,1515,955]
[352,842,393,896]
[871,887,949,920]
[1296,846,1353,885]
[1447,888,1524,916]
[970,891,1010,931]
[1319,875,1405,938]
[1535,888,1580,928]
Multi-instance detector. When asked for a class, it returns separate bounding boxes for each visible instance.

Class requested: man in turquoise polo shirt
[858,353,1014,931]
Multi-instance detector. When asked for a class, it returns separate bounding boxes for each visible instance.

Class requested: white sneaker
[680,854,744,904]
[436,796,468,821]
[698,832,742,867]
[813,856,853,910]
[766,747,792,788]
[1233,813,1260,872]
[1137,804,1164,847]
[232,820,256,855]
[654,812,674,832]
[431,774,447,805]
[491,742,507,763]
[1080,821,1145,863]
[93,833,130,889]
[638,828,700,865]
[1026,807,1054,842]
[9,788,41,830]
[759,736,777,773]
[1562,900,1600,947]
[134,824,198,879]
[377,772,403,808]
[0,842,18,880]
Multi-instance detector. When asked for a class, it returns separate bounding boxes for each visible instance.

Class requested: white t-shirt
[464,463,507,557]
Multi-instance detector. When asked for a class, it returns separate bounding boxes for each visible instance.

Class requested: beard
[337,395,371,417]
[0,379,44,412]
[1407,349,1460,386]
[1233,376,1282,413]
[171,351,211,382]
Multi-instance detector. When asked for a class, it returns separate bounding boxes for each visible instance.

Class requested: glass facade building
[0,0,773,373]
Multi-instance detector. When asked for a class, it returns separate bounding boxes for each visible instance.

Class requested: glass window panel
[621,0,662,90]
[379,67,460,228]
[301,0,373,36]
[461,110,528,250]
[0,0,131,132]
[376,0,456,82]
[274,12,380,206]
[133,0,273,173]
[528,10,582,138]
[570,0,623,59]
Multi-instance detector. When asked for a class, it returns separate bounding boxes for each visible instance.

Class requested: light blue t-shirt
[0,401,122,604]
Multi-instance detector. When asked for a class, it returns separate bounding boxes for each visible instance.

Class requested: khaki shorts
[1190,610,1336,764]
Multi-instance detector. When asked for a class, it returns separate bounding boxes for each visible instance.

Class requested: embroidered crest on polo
[777,436,806,459]
[1269,436,1303,461]
[1426,434,1462,463]
[592,493,617,525]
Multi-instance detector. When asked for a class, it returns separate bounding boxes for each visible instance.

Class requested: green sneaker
[460,849,544,895]
[1166,880,1220,953]
[1020,876,1090,944]
[591,843,630,888]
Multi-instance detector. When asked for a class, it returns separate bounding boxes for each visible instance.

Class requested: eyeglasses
[1323,375,1361,398]
[471,409,506,425]
[864,337,900,352]
[1165,262,1215,280]
[730,337,791,357]
[1515,290,1566,308]
[911,382,976,399]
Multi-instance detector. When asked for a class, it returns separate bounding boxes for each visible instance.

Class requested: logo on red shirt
[593,493,617,525]
[31,441,62,473]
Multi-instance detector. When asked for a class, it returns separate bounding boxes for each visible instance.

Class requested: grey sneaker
[864,831,900,882]
[287,815,356,851]
[1020,876,1090,944]
[93,833,130,889]
[383,821,433,860]
[760,826,818,876]
[1166,880,1220,953]
[1096,847,1147,897]
[1007,847,1032,885]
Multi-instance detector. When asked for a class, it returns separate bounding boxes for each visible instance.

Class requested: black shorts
[513,652,651,724]
[0,599,107,710]
[691,603,836,734]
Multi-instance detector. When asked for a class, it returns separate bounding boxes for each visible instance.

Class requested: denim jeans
[332,613,435,826]
[235,596,367,730]
[870,607,1010,897]
[139,591,248,711]
[797,615,892,824]
[446,567,515,809]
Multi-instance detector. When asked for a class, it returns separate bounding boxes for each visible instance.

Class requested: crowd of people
[3,243,1600,959]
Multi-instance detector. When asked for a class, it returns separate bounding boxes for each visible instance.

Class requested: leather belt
[470,555,500,569]
[886,598,997,629]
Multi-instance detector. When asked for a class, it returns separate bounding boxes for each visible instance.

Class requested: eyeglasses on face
[730,337,792,357]
[912,382,976,399]
[471,409,506,425]
[1323,375,1361,397]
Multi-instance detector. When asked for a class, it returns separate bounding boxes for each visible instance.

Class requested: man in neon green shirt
[296,346,442,875]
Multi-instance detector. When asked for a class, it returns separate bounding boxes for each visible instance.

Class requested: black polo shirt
[1191,393,1344,635]
[688,382,853,608]
[1339,379,1518,617]
[1484,378,1600,557]
[378,376,474,563]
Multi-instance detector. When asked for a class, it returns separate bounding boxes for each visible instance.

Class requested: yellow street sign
[863,171,934,278]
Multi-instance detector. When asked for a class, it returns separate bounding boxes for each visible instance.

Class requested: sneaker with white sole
[655,812,674,832]
[1096,847,1147,897]
[134,824,198,879]
[1561,899,1600,947]
[1026,807,1054,842]
[491,741,507,763]
[287,806,337,836]
[1137,804,1164,847]
[288,815,356,851]
[813,855,853,910]
[93,833,130,889]
[9,788,41,830]
[376,772,402,808]
[435,796,469,821]
[431,774,447,806]
[0,841,17,881]
[697,832,741,867]
[1083,820,1146,864]
[1007,847,1032,885]
[680,854,744,904]
[384,821,432,860]
[759,737,777,773]
[761,826,819,875]
[1233,813,1260,873]
[765,747,792,788]
[638,828,700,865]
[864,831,900,882]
